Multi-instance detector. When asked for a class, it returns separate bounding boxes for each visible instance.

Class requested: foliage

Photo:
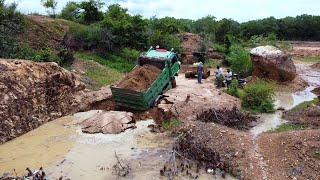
[241,80,275,113]
[59,0,104,24]
[271,123,307,132]
[59,2,80,21]
[148,30,182,52]
[78,0,104,24]
[227,79,240,97]
[226,43,253,77]
[75,52,135,73]
[288,98,319,113]
[204,59,221,68]
[0,1,25,58]
[162,119,183,130]
[85,65,123,89]
[58,48,74,66]
[41,0,57,18]
[120,48,140,62]
[102,4,148,50]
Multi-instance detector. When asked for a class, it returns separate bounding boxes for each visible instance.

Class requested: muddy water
[0,111,233,179]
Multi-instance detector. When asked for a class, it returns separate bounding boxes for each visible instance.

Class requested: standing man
[215,66,224,88]
[197,61,204,84]
[226,69,233,88]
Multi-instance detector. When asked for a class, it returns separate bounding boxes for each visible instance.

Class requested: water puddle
[0,111,233,179]
[250,63,319,137]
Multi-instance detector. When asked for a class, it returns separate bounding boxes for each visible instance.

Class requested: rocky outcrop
[80,111,136,134]
[0,59,85,144]
[250,46,296,82]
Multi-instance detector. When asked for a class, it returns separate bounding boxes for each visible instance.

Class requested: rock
[207,48,224,59]
[81,111,135,134]
[0,59,85,144]
[250,46,296,82]
[311,62,320,70]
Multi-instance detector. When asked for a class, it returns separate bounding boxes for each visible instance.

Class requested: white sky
[6,0,320,22]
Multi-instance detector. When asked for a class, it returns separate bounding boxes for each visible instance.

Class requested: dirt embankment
[117,65,162,92]
[290,41,320,57]
[0,59,116,144]
[259,130,320,180]
[20,16,69,52]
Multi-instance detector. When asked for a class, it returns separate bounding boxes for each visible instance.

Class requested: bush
[241,79,275,113]
[0,1,25,58]
[227,79,240,97]
[120,48,140,62]
[148,30,182,53]
[226,43,253,77]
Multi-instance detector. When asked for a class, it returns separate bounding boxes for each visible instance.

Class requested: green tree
[59,1,80,21]
[103,4,148,50]
[78,0,104,24]
[41,0,57,18]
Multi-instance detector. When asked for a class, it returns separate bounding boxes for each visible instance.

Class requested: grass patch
[294,56,320,63]
[289,98,319,113]
[162,119,183,130]
[85,66,123,89]
[75,52,135,73]
[271,123,307,132]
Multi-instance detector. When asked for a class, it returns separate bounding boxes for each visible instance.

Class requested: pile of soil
[197,107,256,130]
[117,65,162,92]
[0,59,85,144]
[259,130,320,179]
[175,122,263,179]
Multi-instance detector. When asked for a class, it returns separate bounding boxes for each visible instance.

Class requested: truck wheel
[171,78,177,88]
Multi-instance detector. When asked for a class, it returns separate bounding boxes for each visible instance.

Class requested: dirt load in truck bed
[117,64,162,92]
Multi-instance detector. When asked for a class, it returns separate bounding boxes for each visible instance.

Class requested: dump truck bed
[111,62,180,110]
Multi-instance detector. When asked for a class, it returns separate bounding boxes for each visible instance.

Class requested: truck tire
[171,78,177,88]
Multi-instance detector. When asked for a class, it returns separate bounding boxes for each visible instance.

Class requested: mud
[117,65,162,92]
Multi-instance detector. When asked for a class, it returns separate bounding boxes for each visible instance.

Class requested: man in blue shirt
[197,61,204,84]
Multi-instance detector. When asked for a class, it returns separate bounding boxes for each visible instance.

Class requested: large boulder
[250,46,296,82]
[0,59,85,144]
[80,111,135,134]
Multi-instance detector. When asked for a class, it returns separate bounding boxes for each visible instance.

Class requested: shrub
[226,43,253,77]
[120,48,140,62]
[0,1,25,58]
[227,79,240,97]
[162,119,183,130]
[148,30,182,53]
[241,79,275,113]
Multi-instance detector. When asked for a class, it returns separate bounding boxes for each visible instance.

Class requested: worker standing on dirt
[226,69,233,88]
[216,66,224,88]
[197,61,204,84]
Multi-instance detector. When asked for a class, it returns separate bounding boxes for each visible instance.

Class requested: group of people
[197,61,233,88]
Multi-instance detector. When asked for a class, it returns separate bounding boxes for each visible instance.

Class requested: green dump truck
[111,47,181,110]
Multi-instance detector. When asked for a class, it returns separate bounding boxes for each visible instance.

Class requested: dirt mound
[20,16,68,52]
[259,130,320,180]
[0,59,85,144]
[176,122,264,179]
[251,46,296,82]
[117,65,161,92]
[197,107,256,130]
[178,33,203,64]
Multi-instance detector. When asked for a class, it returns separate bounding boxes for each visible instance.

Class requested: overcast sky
[6,0,320,22]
